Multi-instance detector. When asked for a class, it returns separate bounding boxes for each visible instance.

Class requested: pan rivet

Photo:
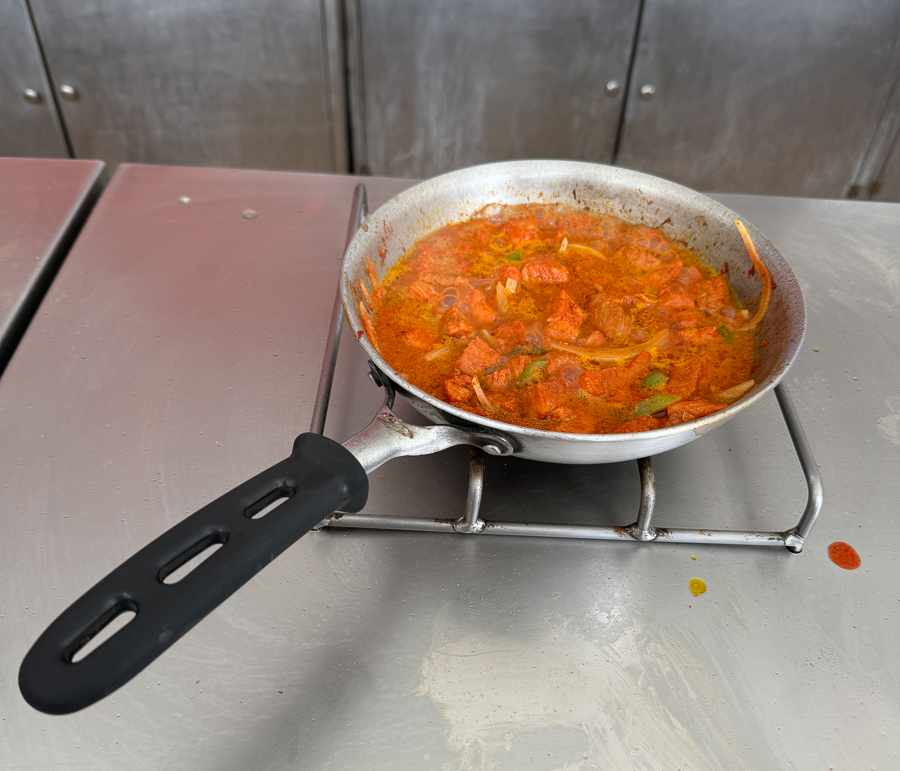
[482,444,501,456]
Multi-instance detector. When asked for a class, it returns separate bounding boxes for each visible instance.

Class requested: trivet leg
[628,457,657,541]
[454,448,486,533]
[774,382,824,553]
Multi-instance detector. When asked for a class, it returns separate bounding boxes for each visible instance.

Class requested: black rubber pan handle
[19,433,368,715]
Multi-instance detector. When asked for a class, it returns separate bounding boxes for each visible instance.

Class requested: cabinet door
[353,0,641,178]
[616,0,900,197]
[0,0,69,158]
[29,0,346,172]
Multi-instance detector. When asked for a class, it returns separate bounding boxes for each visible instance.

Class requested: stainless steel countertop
[0,158,104,377]
[1,165,897,769]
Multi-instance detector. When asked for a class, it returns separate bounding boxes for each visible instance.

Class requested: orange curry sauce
[364,203,757,434]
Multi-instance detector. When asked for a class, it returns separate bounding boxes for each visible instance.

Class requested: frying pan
[18,161,805,714]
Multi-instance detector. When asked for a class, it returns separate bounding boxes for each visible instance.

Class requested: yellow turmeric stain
[688,578,707,597]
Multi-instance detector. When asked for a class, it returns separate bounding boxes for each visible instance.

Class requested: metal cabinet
[0,0,69,158]
[349,0,641,178]
[28,0,347,173]
[869,136,900,202]
[860,73,900,202]
[615,0,900,198]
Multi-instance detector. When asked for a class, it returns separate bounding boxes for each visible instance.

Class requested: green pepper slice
[634,392,681,418]
[517,359,548,388]
[641,372,668,389]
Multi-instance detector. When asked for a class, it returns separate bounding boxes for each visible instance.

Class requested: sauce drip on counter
[827,541,861,570]
[688,578,707,596]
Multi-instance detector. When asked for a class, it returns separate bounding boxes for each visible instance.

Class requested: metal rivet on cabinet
[23,89,43,104]
[59,85,80,101]
[605,80,621,96]
[639,84,656,100]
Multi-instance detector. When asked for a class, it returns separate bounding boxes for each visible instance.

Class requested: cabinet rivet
[605,80,621,96]
[23,89,43,105]
[639,84,656,100]
[60,85,80,101]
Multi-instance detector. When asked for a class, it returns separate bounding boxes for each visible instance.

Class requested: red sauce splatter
[356,330,364,340]
[378,247,387,265]
[828,541,861,570]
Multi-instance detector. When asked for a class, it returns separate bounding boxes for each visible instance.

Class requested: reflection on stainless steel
[0,158,104,377]
[1,167,898,768]
[847,67,900,199]
[617,0,900,197]
[870,88,900,200]
[352,0,640,176]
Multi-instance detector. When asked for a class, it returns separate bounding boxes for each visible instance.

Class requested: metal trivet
[311,184,823,553]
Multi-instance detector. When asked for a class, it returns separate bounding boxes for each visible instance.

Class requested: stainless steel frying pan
[19,161,805,714]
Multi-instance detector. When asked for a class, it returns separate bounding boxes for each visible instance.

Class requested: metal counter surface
[1,165,897,770]
[0,158,104,377]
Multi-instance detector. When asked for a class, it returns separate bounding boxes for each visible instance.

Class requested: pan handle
[344,364,517,474]
[18,433,368,715]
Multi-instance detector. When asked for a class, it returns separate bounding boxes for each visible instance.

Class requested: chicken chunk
[578,351,651,398]
[440,305,474,339]
[544,290,586,342]
[493,320,527,351]
[521,257,569,284]
[589,297,632,343]
[444,374,473,403]
[522,381,567,420]
[455,337,500,376]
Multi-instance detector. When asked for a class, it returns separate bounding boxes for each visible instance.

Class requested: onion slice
[495,281,508,313]
[717,378,754,402]
[424,344,455,361]
[366,256,381,290]
[549,330,668,364]
[359,300,378,349]
[359,279,374,308]
[734,220,772,330]
[471,376,495,412]
[567,243,606,260]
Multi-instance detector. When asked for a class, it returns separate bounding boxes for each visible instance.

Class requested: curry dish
[358,203,770,434]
